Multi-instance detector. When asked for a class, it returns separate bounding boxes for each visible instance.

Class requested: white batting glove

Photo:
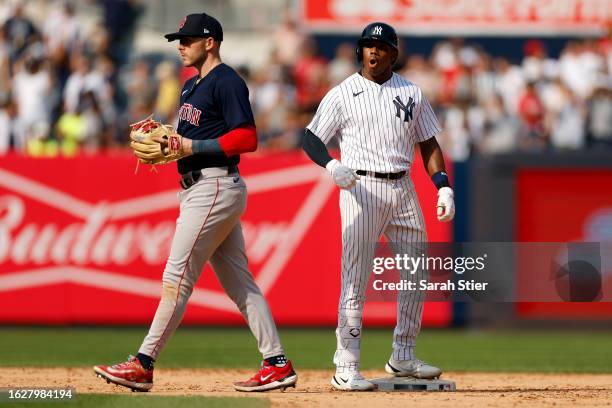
[436,187,455,222]
[326,159,360,189]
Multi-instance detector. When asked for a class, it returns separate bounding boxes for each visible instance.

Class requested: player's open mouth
[368,58,378,68]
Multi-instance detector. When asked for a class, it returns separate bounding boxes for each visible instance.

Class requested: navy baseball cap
[164,13,223,42]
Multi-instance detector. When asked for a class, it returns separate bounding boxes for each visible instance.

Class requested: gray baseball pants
[138,167,284,360]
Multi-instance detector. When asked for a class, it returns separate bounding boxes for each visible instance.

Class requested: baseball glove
[129,116,184,167]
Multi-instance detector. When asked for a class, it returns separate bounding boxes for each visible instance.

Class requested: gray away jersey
[307,72,441,173]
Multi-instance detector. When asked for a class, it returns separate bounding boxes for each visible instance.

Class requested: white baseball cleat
[385,358,442,379]
[331,372,376,391]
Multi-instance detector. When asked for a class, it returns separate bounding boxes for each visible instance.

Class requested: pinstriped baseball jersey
[307,72,441,173]
[308,71,441,374]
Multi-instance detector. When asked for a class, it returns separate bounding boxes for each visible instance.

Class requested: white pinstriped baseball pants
[334,175,427,372]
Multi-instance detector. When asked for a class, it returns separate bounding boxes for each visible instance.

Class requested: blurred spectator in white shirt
[522,39,559,83]
[0,105,12,153]
[92,54,116,125]
[12,51,52,150]
[124,59,155,125]
[253,57,290,115]
[43,1,80,56]
[559,42,584,97]
[440,107,471,161]
[587,83,612,146]
[64,53,93,113]
[0,100,15,155]
[472,53,497,105]
[494,58,525,115]
[549,84,585,150]
[479,95,520,154]
[540,77,568,116]
[328,42,357,86]
[458,44,480,68]
[273,12,305,68]
[432,40,458,73]
[64,53,113,117]
[252,50,296,147]
[560,41,605,100]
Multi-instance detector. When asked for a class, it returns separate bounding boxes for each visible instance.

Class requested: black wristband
[192,138,225,156]
[431,171,450,190]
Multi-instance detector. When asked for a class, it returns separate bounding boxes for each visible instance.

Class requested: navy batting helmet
[356,22,398,62]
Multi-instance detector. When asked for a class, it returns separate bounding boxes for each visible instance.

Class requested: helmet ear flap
[356,46,362,62]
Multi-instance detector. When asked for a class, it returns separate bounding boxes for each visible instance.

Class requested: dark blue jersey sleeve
[216,75,255,130]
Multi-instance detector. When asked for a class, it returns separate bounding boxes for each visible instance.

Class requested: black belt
[180,165,238,190]
[355,170,406,180]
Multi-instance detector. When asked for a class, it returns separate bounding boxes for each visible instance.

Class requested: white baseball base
[370,377,456,392]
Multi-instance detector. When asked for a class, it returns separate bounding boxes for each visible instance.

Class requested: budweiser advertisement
[0,151,452,326]
[302,0,610,35]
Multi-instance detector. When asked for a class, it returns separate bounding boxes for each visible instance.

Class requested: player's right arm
[302,87,359,189]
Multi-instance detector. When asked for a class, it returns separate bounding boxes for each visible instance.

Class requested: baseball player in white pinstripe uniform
[302,22,455,391]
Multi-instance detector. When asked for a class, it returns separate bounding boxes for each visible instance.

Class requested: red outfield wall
[516,169,612,319]
[0,151,451,326]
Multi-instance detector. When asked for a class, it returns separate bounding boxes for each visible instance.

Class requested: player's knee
[162,261,184,283]
[161,274,194,300]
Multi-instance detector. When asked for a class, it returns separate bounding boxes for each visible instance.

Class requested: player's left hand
[129,116,190,166]
[436,187,455,222]
[152,133,193,157]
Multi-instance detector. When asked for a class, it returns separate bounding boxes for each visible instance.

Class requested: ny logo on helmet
[373,26,383,35]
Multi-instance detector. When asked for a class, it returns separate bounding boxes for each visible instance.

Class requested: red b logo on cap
[178,16,186,29]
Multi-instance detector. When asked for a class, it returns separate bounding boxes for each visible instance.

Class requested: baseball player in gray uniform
[93,13,297,393]
[302,22,455,391]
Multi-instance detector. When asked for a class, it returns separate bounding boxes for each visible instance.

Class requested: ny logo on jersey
[373,26,383,35]
[392,96,415,122]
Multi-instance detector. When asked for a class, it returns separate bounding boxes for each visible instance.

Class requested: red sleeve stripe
[217,125,258,157]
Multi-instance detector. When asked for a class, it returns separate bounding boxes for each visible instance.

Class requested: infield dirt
[1,368,611,407]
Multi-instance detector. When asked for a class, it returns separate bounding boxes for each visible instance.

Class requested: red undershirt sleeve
[217,125,258,156]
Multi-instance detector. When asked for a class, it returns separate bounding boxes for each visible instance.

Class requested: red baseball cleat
[234,360,298,392]
[93,355,153,392]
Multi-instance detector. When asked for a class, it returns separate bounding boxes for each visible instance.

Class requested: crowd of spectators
[249,18,612,160]
[0,0,144,156]
[1,1,611,161]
